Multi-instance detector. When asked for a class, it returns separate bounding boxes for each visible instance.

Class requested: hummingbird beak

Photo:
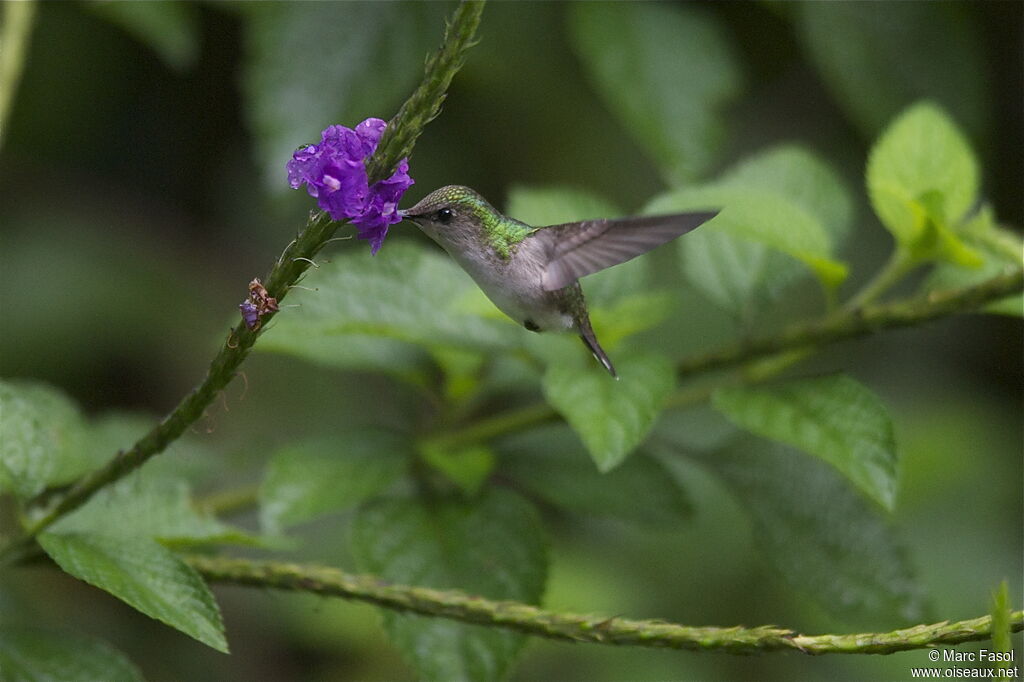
[398,209,420,225]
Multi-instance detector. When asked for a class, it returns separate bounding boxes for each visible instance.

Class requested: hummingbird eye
[435,208,453,224]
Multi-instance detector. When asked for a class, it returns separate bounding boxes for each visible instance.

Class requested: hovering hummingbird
[400,186,718,378]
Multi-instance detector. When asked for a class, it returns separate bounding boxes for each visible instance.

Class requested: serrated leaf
[498,424,691,527]
[52,473,255,547]
[797,3,989,140]
[350,489,547,682]
[542,353,675,471]
[89,1,199,71]
[259,432,410,534]
[570,2,743,183]
[242,2,447,188]
[257,242,520,373]
[38,532,228,653]
[701,441,926,623]
[0,380,89,499]
[0,626,144,682]
[713,374,898,510]
[866,102,980,260]
[715,145,854,246]
[646,184,847,312]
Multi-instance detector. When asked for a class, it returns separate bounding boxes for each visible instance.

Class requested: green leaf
[542,353,675,471]
[258,242,519,374]
[646,182,847,313]
[712,374,898,510]
[866,102,981,262]
[38,532,228,653]
[0,626,143,682]
[242,2,447,188]
[924,207,1024,317]
[505,185,622,225]
[570,2,743,183]
[0,380,88,499]
[701,441,926,623]
[88,1,199,71]
[420,443,495,496]
[259,432,410,534]
[52,472,255,547]
[350,489,547,682]
[796,3,989,140]
[498,424,691,527]
[713,145,855,246]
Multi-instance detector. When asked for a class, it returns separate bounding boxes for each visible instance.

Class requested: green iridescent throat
[441,187,534,260]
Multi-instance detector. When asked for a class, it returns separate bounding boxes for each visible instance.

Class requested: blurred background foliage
[0,1,1021,680]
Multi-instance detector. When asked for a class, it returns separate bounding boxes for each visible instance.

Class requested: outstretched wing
[533,211,718,291]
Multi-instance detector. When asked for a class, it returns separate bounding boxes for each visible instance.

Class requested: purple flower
[286,118,414,254]
[239,301,260,330]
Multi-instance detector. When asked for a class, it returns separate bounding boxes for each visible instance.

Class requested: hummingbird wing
[534,211,719,291]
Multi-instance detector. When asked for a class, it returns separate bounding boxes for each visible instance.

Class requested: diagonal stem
[0,0,487,566]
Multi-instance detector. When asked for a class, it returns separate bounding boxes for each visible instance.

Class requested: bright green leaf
[351,489,547,682]
[570,2,743,183]
[542,353,675,471]
[646,184,847,312]
[0,625,143,682]
[259,432,410,534]
[797,3,989,141]
[38,532,228,653]
[89,1,199,71]
[0,380,88,499]
[258,242,520,373]
[701,441,926,623]
[715,145,854,246]
[242,2,447,188]
[498,424,691,527]
[866,102,980,258]
[713,374,898,510]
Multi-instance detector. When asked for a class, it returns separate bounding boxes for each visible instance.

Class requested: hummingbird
[400,185,717,378]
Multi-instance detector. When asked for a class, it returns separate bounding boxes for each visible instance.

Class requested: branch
[429,269,1023,451]
[678,267,1023,379]
[188,555,1023,655]
[0,0,487,566]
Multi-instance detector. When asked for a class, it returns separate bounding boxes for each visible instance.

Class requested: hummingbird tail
[577,320,618,379]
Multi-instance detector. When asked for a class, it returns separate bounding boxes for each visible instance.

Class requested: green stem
[188,554,1023,655]
[679,267,1023,380]
[0,0,487,567]
[844,247,918,310]
[0,0,36,150]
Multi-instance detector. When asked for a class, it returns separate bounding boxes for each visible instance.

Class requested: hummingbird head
[399,185,502,245]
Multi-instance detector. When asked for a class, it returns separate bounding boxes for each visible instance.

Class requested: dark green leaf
[258,242,519,374]
[701,441,926,623]
[498,424,691,527]
[242,2,447,187]
[350,489,547,682]
[38,532,228,653]
[0,380,88,499]
[505,185,622,226]
[542,353,675,471]
[259,432,410,534]
[420,443,495,497]
[570,2,743,183]
[797,3,989,140]
[713,374,898,510]
[0,626,143,682]
[88,1,199,71]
